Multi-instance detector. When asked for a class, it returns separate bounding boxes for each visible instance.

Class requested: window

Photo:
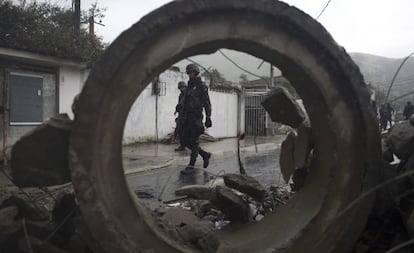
[9,73,43,125]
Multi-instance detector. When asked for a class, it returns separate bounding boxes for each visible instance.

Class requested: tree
[201,68,227,85]
[0,0,105,63]
[239,73,248,85]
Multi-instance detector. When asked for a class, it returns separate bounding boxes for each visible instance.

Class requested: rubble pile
[164,173,292,251]
[0,183,102,253]
[353,115,414,252]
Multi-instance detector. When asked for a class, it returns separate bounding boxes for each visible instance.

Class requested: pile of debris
[353,115,414,252]
[0,113,103,253]
[0,185,102,253]
[153,173,292,252]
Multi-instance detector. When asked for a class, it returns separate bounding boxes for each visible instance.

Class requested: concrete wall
[123,70,240,144]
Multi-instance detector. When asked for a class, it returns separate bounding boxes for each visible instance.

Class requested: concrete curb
[123,142,280,175]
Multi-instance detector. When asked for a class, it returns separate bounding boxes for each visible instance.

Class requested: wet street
[126,147,283,209]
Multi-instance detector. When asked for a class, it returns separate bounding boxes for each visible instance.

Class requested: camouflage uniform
[174,90,186,148]
[180,76,211,167]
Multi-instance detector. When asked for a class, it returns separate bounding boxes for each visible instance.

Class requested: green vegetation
[0,0,105,63]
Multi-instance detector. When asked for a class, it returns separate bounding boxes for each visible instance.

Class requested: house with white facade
[0,47,88,155]
[0,47,244,157]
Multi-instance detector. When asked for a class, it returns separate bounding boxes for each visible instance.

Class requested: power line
[217,50,270,85]
[316,0,333,20]
[386,51,414,102]
[389,90,414,103]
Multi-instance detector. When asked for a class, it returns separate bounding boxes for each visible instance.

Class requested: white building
[0,47,244,155]
[123,70,243,143]
[0,47,88,154]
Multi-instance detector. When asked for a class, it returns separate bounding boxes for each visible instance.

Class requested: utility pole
[73,0,81,36]
[89,12,94,35]
[270,64,274,87]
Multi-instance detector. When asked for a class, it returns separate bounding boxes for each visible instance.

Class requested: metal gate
[244,91,267,136]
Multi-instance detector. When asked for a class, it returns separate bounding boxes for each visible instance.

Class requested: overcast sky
[66,0,414,59]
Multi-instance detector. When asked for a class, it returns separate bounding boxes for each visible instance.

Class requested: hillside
[350,52,414,99]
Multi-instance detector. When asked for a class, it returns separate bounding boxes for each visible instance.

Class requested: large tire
[70,0,381,252]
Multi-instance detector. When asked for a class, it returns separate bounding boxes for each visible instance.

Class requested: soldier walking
[179,64,212,174]
[174,81,187,151]
[403,101,414,120]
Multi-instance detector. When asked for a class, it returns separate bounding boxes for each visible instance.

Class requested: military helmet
[178,81,187,88]
[185,63,200,74]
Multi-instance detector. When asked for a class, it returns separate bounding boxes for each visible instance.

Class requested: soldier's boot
[181,154,197,174]
[199,149,211,168]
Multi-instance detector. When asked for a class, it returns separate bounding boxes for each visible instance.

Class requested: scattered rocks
[11,114,72,187]
[261,86,306,128]
[279,131,296,183]
[222,173,265,202]
[386,120,414,160]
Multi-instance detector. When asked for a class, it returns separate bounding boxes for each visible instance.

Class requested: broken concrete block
[11,114,72,187]
[175,185,217,201]
[294,123,313,169]
[261,86,306,128]
[223,173,265,202]
[0,206,18,226]
[386,121,414,160]
[280,131,296,183]
[214,186,250,223]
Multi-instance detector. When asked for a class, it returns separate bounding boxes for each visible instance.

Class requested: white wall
[123,70,240,144]
[59,66,88,119]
